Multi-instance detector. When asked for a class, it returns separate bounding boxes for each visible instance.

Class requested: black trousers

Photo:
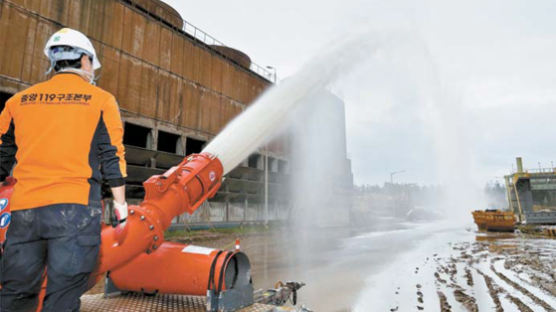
[0,203,102,312]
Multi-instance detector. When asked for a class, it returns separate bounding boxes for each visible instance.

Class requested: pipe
[95,152,223,274]
[108,241,251,296]
[516,157,523,173]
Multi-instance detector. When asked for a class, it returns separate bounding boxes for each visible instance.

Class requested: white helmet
[44,28,101,70]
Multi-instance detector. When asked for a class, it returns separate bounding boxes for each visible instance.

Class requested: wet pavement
[215,220,462,311]
[89,220,555,311]
[210,221,555,311]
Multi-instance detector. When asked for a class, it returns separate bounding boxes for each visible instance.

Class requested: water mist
[202,31,400,174]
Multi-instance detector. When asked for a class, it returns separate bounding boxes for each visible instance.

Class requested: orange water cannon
[1,152,256,311]
[96,152,254,311]
[107,241,251,297]
[96,152,224,274]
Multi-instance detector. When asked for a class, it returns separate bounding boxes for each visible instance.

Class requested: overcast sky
[163,0,556,186]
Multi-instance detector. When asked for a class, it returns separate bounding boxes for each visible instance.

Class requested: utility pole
[263,65,276,227]
[264,147,269,226]
[390,170,405,184]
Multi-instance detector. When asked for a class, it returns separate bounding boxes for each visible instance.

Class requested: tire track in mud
[437,290,452,312]
[476,269,504,312]
[464,267,474,287]
[477,266,546,312]
[506,294,535,312]
[452,289,478,312]
[435,262,478,312]
[439,235,555,312]
[503,255,556,299]
[445,262,479,312]
[490,264,555,311]
[381,232,555,312]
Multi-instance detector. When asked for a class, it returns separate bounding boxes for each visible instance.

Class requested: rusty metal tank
[0,0,271,137]
[472,210,516,232]
[210,46,252,69]
[130,0,184,29]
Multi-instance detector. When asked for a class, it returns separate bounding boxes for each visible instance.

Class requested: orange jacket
[0,73,127,211]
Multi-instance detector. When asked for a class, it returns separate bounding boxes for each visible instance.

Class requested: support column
[243,196,248,222]
[264,150,269,225]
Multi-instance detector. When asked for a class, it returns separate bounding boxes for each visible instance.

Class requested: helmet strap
[45,59,56,76]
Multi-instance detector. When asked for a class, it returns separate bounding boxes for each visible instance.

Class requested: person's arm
[111,184,127,233]
[99,95,127,198]
[0,100,16,181]
[111,185,126,205]
[98,95,128,231]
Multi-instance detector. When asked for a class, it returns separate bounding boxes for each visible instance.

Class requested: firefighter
[0,28,128,312]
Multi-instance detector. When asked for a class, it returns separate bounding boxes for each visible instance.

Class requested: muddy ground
[87,226,556,311]
[429,233,555,312]
[361,229,556,312]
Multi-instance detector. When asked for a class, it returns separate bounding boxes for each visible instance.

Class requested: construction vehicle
[505,157,556,225]
[0,153,309,312]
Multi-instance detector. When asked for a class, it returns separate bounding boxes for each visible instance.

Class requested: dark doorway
[248,154,261,169]
[157,130,180,154]
[0,92,13,112]
[123,123,152,149]
[186,137,206,154]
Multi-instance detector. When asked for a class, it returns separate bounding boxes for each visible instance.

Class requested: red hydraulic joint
[96,152,224,274]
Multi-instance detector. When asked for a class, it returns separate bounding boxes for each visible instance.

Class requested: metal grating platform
[81,293,275,312]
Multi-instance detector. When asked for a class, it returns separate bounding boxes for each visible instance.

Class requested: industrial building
[0,0,354,227]
[505,157,556,224]
[0,0,291,226]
